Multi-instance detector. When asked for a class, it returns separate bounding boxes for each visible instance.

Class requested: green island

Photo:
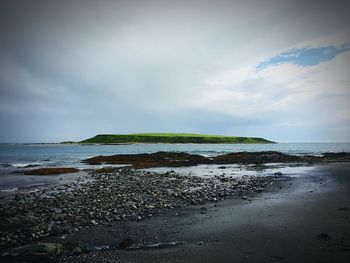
[79,133,275,144]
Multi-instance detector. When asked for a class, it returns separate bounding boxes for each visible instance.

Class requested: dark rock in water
[82,151,350,168]
[82,151,210,168]
[1,243,62,261]
[23,167,79,175]
[213,151,303,164]
[304,152,350,163]
[317,233,331,241]
[274,172,283,177]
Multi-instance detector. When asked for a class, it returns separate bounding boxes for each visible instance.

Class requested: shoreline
[1,162,350,262]
[56,163,350,263]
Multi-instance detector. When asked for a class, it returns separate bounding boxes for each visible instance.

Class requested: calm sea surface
[1,142,350,170]
[1,143,349,193]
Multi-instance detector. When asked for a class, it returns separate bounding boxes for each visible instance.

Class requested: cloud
[256,45,350,70]
[195,38,350,141]
[0,0,350,142]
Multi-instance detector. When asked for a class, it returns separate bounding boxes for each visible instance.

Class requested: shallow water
[0,142,349,194]
[1,142,350,169]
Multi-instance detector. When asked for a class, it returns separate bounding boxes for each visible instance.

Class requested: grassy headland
[80,133,275,144]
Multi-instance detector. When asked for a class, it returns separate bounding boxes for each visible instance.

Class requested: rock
[1,243,62,261]
[23,168,79,175]
[82,152,210,168]
[72,246,82,255]
[93,245,110,251]
[0,162,277,249]
[256,188,264,193]
[219,177,229,182]
[118,238,135,249]
[213,151,303,164]
[274,172,283,177]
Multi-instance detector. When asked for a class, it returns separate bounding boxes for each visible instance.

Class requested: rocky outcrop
[23,168,79,175]
[82,151,350,168]
[212,151,303,164]
[82,151,210,168]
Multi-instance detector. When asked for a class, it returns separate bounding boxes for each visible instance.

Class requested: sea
[1,142,350,195]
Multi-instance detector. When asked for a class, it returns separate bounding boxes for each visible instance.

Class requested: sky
[0,0,350,143]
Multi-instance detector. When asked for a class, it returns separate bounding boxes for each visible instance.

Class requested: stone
[118,238,135,249]
[1,243,62,261]
[274,172,283,177]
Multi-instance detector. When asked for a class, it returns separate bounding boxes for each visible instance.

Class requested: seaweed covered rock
[23,167,79,175]
[212,151,302,164]
[82,151,210,168]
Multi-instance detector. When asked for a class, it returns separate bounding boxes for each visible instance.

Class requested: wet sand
[54,163,350,263]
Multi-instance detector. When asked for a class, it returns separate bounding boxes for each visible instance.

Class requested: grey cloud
[0,0,350,142]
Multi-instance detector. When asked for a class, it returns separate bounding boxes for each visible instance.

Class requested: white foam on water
[11,162,44,168]
[0,187,18,192]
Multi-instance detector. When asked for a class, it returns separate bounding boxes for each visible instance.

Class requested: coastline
[1,162,349,262]
[55,163,350,263]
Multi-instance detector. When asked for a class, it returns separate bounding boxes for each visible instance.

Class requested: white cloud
[196,39,350,127]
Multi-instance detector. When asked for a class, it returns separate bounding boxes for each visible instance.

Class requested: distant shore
[79,133,275,144]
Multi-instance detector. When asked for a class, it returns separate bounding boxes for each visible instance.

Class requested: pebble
[0,167,274,249]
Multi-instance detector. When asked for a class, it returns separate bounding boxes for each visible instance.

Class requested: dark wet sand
[55,163,350,263]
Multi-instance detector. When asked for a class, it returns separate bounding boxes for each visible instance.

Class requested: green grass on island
[80,133,275,144]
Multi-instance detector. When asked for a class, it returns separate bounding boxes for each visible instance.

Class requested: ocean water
[1,142,350,169]
[0,142,349,194]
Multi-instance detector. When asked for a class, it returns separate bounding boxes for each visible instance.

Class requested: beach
[50,163,350,263]
[1,160,349,262]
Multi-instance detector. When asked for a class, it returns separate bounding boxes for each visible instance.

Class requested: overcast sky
[0,0,350,143]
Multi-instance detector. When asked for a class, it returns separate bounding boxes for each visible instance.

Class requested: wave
[9,162,44,168]
[0,187,18,192]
